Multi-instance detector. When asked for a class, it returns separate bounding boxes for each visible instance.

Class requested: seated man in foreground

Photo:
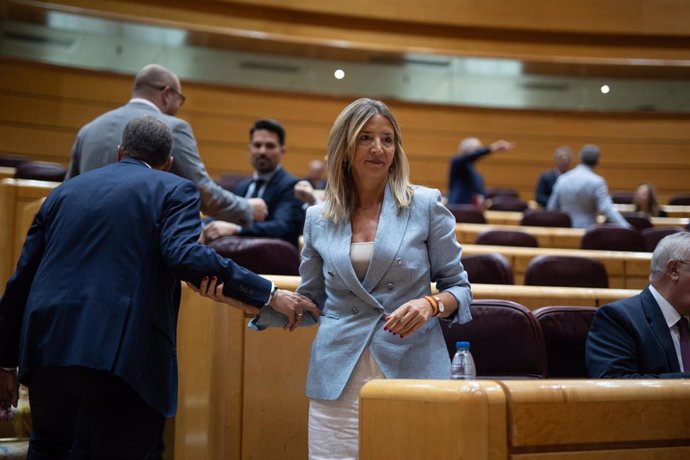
[586,232,690,378]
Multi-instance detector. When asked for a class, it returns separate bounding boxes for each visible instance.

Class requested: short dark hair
[580,144,600,167]
[121,116,173,167]
[250,118,285,146]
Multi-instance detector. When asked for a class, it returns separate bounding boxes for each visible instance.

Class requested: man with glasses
[586,231,690,378]
[66,63,267,226]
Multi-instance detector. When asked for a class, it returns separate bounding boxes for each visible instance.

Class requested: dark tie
[250,178,265,198]
[677,317,690,372]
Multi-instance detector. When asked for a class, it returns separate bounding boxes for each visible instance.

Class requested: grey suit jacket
[547,164,630,229]
[66,100,253,225]
[252,185,472,400]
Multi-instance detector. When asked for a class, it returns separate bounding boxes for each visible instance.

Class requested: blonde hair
[323,98,413,223]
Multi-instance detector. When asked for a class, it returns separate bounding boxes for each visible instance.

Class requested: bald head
[132,64,183,116]
[459,137,482,154]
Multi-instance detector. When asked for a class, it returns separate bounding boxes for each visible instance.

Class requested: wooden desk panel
[359,379,690,460]
[0,166,15,181]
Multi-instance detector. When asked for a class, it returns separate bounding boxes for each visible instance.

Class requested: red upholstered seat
[14,161,66,182]
[524,255,609,288]
[580,224,646,252]
[610,191,635,204]
[207,236,299,275]
[533,306,597,378]
[642,226,686,252]
[0,154,30,168]
[668,194,690,206]
[520,210,572,228]
[440,300,547,379]
[619,212,653,231]
[445,203,486,224]
[475,229,539,248]
[485,187,519,199]
[487,196,528,211]
[461,253,514,285]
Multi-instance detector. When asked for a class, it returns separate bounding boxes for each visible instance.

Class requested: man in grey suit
[66,64,267,226]
[547,144,631,229]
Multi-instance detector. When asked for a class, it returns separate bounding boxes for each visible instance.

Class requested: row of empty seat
[0,154,67,182]
[440,300,596,379]
[467,223,685,252]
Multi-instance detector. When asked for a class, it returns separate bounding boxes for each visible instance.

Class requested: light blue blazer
[252,185,472,400]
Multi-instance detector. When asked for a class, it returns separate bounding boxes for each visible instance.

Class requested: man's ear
[162,156,174,172]
[116,145,125,162]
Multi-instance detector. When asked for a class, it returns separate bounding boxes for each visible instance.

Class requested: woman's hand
[383,297,434,338]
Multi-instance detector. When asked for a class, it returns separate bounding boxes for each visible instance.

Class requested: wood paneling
[1,58,689,205]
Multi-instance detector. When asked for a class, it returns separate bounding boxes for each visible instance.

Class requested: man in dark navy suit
[202,118,305,247]
[0,117,318,459]
[586,232,690,378]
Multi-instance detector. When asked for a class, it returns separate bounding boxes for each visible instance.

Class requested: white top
[350,242,374,281]
[649,284,688,371]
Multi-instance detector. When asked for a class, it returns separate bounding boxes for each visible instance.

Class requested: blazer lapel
[362,185,411,292]
[641,288,681,372]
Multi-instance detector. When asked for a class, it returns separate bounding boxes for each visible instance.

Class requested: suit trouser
[26,366,165,460]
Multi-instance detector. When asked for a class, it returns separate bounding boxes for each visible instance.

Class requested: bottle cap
[455,341,470,349]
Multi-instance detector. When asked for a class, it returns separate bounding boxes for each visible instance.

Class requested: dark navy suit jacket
[586,287,690,378]
[234,167,305,247]
[447,147,491,205]
[535,168,559,208]
[0,158,272,416]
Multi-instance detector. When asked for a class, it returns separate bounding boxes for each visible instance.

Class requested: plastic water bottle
[451,341,476,380]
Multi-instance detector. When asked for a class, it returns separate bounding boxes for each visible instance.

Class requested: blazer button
[387,282,394,290]
[351,307,359,315]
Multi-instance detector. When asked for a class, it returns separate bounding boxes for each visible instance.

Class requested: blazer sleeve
[594,179,632,228]
[535,171,552,208]
[0,199,49,366]
[585,305,690,378]
[248,204,323,331]
[158,180,272,308]
[169,121,253,226]
[426,190,472,324]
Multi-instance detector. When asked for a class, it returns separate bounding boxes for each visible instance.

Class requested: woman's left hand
[383,298,434,338]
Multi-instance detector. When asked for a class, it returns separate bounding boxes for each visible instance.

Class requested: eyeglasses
[153,85,186,107]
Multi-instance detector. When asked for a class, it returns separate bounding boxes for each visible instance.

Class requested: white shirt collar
[129,98,161,113]
[649,284,682,328]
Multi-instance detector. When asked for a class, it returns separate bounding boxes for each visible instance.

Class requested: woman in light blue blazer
[200,98,472,459]
[300,98,472,459]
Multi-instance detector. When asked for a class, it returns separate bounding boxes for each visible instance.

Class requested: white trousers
[308,348,385,460]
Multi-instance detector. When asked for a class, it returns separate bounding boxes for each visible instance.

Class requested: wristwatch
[433,295,445,317]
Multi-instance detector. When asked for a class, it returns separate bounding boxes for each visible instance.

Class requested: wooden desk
[484,209,689,228]
[461,244,651,289]
[616,203,690,218]
[0,166,15,181]
[457,223,585,249]
[360,379,690,460]
[0,179,58,287]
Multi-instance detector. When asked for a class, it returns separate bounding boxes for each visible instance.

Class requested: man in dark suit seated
[202,119,305,247]
[534,146,572,207]
[0,117,318,458]
[586,231,690,378]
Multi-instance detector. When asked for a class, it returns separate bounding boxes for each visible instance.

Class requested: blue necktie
[677,318,690,372]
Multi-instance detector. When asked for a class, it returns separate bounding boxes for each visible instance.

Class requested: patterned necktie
[676,317,690,372]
